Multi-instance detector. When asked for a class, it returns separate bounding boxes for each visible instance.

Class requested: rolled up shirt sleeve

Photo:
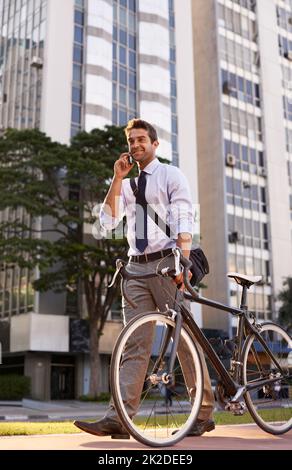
[99,187,126,231]
[168,168,194,238]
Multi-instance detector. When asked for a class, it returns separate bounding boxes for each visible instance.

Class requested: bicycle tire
[242,322,292,434]
[110,311,203,447]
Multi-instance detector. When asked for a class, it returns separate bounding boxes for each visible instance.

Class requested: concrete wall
[174,0,198,205]
[257,0,292,309]
[192,0,229,332]
[24,353,51,400]
[41,0,74,143]
[10,313,69,353]
[99,320,123,353]
[36,0,74,314]
[85,0,113,131]
[138,0,172,158]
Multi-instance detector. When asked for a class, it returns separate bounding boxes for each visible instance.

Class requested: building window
[74,10,84,25]
[277,5,292,34]
[224,139,264,173]
[278,34,292,59]
[223,104,262,141]
[226,176,267,215]
[218,3,257,42]
[74,26,83,44]
[221,69,260,107]
[219,34,259,72]
[283,95,292,121]
[232,0,256,12]
[71,1,84,134]
[73,45,83,63]
[72,87,82,104]
[72,105,81,124]
[169,0,178,165]
[112,0,137,125]
[0,0,47,129]
[228,212,269,251]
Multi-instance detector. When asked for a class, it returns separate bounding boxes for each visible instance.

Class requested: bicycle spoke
[243,323,292,434]
[111,312,203,446]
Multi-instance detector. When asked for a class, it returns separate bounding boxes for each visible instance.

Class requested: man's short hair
[124,118,158,143]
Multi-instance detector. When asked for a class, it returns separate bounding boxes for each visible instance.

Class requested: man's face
[127,128,158,163]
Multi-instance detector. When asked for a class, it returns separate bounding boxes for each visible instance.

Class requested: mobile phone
[128,154,134,164]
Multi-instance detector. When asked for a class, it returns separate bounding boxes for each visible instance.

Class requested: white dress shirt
[99,158,194,256]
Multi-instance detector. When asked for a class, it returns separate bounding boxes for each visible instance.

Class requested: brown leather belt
[129,248,173,263]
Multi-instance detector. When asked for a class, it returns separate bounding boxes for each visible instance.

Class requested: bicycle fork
[149,308,182,386]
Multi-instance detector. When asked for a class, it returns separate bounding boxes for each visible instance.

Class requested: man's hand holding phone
[114,153,135,180]
[127,154,134,165]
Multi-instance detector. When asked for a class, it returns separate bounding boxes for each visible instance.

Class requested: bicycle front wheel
[242,322,292,434]
[110,312,203,447]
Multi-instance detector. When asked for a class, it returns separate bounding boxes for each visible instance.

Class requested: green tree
[0,126,133,395]
[277,277,292,334]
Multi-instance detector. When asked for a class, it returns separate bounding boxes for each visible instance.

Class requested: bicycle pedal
[225,401,246,415]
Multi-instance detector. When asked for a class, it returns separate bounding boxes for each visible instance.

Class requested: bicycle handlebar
[180,253,199,299]
[111,248,199,309]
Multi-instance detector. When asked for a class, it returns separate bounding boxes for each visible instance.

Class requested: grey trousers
[107,258,215,422]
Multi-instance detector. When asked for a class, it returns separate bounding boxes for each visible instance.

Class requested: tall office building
[0,0,180,154]
[0,0,197,399]
[192,0,292,335]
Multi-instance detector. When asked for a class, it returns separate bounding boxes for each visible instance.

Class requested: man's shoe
[186,418,215,436]
[172,418,215,437]
[74,417,130,439]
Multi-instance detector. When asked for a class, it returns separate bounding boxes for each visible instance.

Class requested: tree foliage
[0,126,135,394]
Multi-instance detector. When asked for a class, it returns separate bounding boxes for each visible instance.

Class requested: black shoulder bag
[130,178,209,286]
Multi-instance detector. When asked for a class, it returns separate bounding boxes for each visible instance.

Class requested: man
[74,119,215,438]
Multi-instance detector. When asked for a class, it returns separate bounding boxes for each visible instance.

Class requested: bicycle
[109,248,292,447]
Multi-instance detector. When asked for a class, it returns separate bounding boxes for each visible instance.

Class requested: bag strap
[130,177,138,196]
[130,177,174,238]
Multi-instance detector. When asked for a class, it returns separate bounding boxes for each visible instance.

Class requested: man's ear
[153,140,159,149]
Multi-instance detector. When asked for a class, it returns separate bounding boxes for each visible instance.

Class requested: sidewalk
[0,423,291,450]
[0,399,208,422]
[0,401,291,450]
[0,399,107,422]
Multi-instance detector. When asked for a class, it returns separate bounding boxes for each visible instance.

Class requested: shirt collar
[139,158,160,175]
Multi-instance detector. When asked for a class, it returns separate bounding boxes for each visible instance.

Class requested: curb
[0,415,50,421]
[0,413,101,422]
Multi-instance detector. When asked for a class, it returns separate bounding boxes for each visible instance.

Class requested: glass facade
[169,0,178,165]
[0,0,46,318]
[112,0,137,125]
[0,208,34,318]
[277,0,292,221]
[218,0,271,320]
[0,0,47,129]
[111,0,178,163]
[71,0,84,137]
[0,0,182,317]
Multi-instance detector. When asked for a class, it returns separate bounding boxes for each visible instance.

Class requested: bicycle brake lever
[172,247,182,276]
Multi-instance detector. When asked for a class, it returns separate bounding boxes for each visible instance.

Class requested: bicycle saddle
[227,272,262,288]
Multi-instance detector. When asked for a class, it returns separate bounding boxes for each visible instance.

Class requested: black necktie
[135,171,148,252]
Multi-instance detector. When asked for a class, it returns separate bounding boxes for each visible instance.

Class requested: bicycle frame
[164,285,288,401]
[115,255,288,404]
[111,254,291,446]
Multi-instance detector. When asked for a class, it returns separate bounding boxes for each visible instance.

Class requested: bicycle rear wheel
[110,311,203,447]
[242,322,292,434]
